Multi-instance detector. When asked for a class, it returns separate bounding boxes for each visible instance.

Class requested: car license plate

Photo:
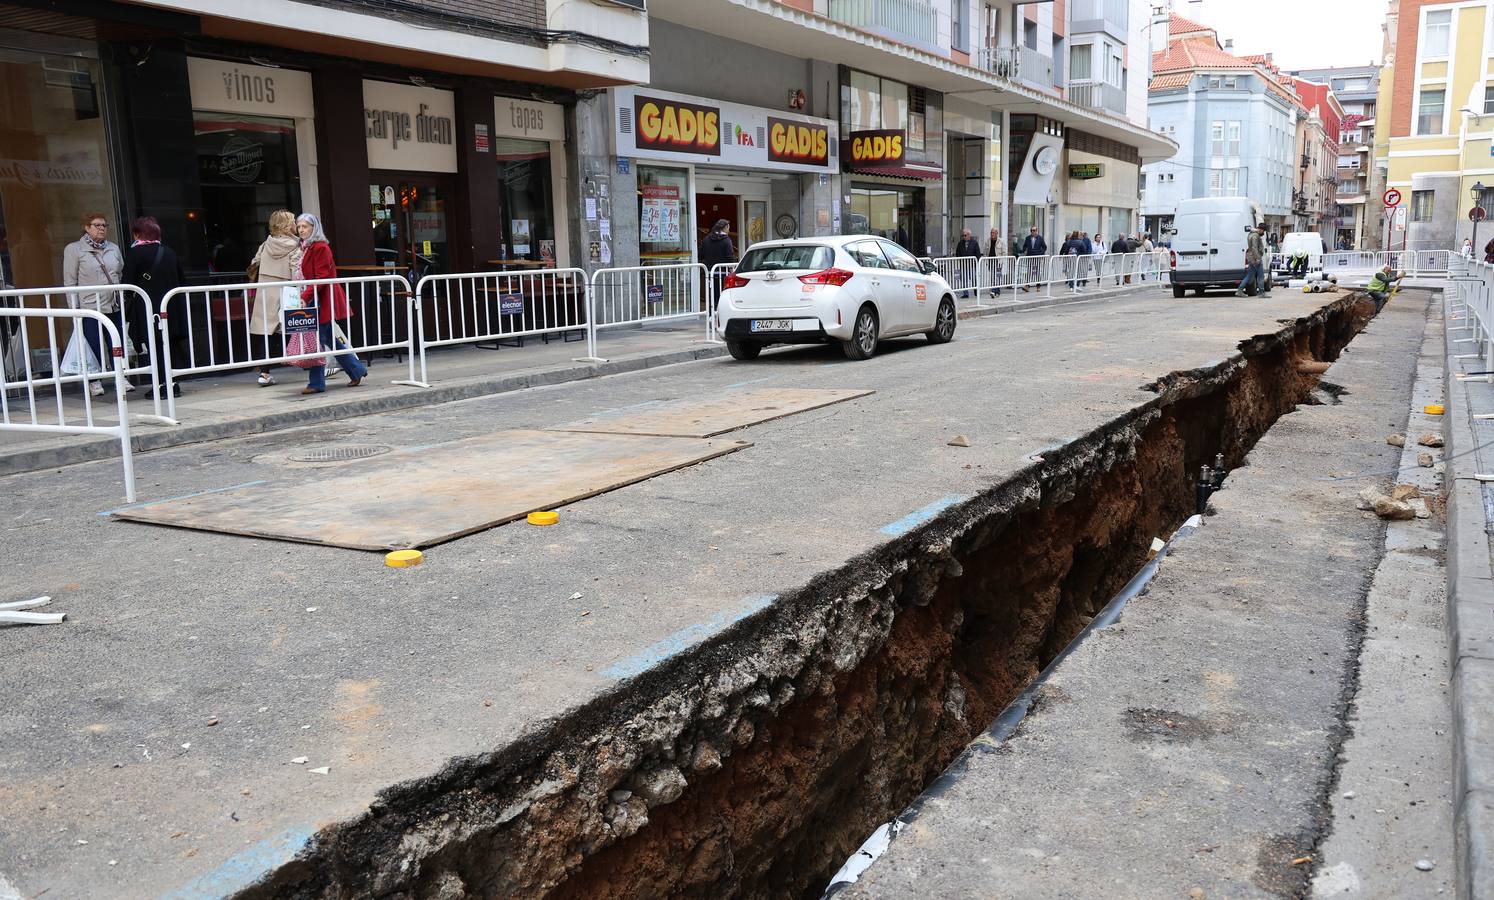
[750,319,791,333]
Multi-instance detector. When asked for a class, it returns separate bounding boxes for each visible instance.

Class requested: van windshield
[738,245,834,272]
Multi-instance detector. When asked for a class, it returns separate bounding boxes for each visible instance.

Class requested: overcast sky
[1177,0,1386,71]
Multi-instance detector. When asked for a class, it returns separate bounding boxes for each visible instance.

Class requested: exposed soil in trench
[241,295,1377,900]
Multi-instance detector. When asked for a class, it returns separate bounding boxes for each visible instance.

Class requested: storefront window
[848,70,880,131]
[370,177,449,278]
[495,137,555,264]
[0,45,116,289]
[849,184,924,252]
[195,112,301,276]
[638,165,690,263]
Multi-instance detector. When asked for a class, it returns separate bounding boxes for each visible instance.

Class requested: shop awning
[846,163,944,181]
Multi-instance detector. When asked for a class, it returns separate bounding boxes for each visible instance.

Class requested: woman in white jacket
[248,209,302,386]
[61,211,124,396]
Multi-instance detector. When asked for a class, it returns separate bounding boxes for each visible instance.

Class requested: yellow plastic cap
[527,511,560,526]
[385,549,424,568]
[1424,404,1446,415]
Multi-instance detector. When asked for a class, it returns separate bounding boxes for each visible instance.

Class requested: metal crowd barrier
[706,263,736,343]
[1453,262,1494,385]
[0,284,165,419]
[1,306,137,500]
[586,263,707,360]
[926,251,1166,300]
[156,273,418,420]
[414,267,589,385]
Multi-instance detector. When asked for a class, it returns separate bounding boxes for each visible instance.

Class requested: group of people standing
[59,209,366,397]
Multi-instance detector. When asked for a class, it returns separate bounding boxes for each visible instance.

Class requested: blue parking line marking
[99,480,267,517]
[602,594,777,680]
[161,826,316,900]
[879,495,967,536]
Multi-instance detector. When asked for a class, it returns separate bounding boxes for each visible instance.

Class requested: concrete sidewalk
[844,292,1445,898]
[1445,294,1494,898]
[0,282,1165,479]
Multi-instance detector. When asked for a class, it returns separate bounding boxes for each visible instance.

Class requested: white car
[714,235,957,360]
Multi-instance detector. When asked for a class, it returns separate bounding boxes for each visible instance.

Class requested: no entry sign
[1383,188,1402,207]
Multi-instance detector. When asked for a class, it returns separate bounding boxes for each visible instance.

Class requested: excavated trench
[241,295,1377,900]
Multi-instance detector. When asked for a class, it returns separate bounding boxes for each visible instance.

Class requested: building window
[1476,187,1494,217]
[1227,121,1241,157]
[952,0,969,52]
[1210,120,1224,156]
[1417,88,1445,135]
[1107,44,1123,86]
[1411,190,1434,222]
[1071,44,1092,80]
[1484,84,1494,115]
[1423,9,1451,58]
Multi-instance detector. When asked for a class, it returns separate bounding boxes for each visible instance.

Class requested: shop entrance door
[369,172,452,280]
[696,192,740,256]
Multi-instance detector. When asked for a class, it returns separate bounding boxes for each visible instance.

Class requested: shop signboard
[363,80,457,173]
[613,87,836,174]
[494,97,565,142]
[1069,163,1104,179]
[843,129,905,167]
[640,185,682,243]
[188,58,313,119]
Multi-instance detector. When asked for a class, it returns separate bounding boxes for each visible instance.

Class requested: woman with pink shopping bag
[294,214,366,394]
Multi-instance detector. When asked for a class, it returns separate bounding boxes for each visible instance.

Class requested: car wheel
[1172,284,1186,298]
[926,297,956,344]
[842,304,878,360]
[726,340,762,361]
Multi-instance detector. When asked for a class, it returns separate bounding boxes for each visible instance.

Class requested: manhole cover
[287,444,392,463]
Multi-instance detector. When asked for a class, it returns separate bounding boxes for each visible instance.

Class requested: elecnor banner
[613,87,836,173]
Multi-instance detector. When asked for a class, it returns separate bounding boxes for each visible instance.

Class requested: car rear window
[738,245,835,272]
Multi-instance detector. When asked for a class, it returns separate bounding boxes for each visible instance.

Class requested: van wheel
[726,341,761,360]
[1172,285,1186,298]
[842,305,878,360]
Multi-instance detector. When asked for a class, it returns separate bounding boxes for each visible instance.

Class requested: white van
[1272,231,1327,277]
[1166,197,1272,297]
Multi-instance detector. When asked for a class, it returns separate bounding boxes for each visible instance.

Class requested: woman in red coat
[296,213,367,394]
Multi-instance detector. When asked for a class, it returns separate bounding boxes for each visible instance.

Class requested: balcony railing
[827,0,936,47]
[1068,81,1128,115]
[978,45,1057,88]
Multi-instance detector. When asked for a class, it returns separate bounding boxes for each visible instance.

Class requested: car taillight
[723,272,749,290]
[1169,250,1177,269]
[798,267,855,286]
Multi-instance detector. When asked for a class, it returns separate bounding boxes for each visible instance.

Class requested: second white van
[1167,197,1272,297]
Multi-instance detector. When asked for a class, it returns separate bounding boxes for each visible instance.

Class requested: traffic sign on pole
[1383,188,1402,207]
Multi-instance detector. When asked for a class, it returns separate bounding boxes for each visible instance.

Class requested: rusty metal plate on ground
[113,430,750,551]
[551,389,874,438]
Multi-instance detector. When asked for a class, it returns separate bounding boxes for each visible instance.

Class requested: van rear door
[1173,213,1212,281]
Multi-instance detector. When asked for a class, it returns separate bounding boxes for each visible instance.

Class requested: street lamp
[1475,181,1487,259]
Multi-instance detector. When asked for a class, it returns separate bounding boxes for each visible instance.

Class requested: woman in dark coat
[121,216,186,399]
[699,219,737,309]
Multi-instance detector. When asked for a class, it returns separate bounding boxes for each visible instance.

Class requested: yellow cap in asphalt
[1424,404,1446,415]
[385,549,424,568]
[527,511,560,526]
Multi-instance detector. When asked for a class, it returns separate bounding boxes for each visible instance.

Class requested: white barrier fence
[929,251,1168,298]
[1,306,137,500]
[707,263,737,343]
[1305,250,1455,277]
[156,273,418,419]
[586,263,706,360]
[1452,261,1494,385]
[414,268,589,385]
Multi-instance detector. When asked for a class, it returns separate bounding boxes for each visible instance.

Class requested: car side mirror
[921,260,937,275]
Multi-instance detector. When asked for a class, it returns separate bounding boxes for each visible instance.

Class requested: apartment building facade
[1382,0,1494,251]
[1141,14,1297,237]
[0,0,646,288]
[1289,65,1381,249]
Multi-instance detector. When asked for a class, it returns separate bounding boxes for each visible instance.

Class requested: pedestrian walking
[954,228,982,298]
[120,217,185,399]
[1061,231,1083,291]
[61,211,125,397]
[249,209,302,387]
[987,228,1003,296]
[1234,225,1270,297]
[1092,234,1108,287]
[1079,232,1093,286]
[699,218,736,309]
[295,213,367,394]
[1020,226,1046,292]
[1110,234,1130,285]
